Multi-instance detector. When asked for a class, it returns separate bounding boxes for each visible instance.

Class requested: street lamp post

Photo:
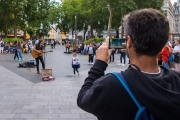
[74,13,77,47]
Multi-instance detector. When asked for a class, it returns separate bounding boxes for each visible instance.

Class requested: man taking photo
[77,8,180,120]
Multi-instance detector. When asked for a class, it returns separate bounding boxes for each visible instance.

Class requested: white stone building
[162,0,175,39]
[173,1,180,38]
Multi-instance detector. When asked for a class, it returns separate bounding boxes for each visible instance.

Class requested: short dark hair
[123,8,169,56]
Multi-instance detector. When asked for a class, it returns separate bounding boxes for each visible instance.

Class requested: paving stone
[32,109,49,114]
[0,109,13,114]
[7,118,26,120]
[38,114,59,119]
[0,46,125,120]
[27,119,48,120]
[23,105,39,109]
[59,114,80,119]
[20,114,39,118]
[12,109,32,114]
[13,114,21,118]
[0,114,15,118]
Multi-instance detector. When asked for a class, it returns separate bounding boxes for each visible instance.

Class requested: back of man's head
[123,8,169,56]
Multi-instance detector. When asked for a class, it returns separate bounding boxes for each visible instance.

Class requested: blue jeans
[89,54,94,63]
[17,49,23,60]
[120,53,126,64]
[84,49,86,55]
[162,62,170,69]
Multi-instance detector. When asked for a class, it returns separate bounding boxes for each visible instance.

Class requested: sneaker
[22,58,24,61]
[88,62,90,64]
[78,72,79,75]
[37,71,40,74]
[91,63,94,65]
[17,59,21,62]
[118,63,122,65]
[122,64,125,66]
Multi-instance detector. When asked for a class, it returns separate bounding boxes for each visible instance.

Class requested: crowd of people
[64,40,128,66]
[158,39,180,72]
[0,39,33,62]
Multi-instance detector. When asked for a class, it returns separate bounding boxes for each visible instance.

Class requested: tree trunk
[24,31,26,41]
[1,31,2,40]
[72,29,75,49]
[3,12,7,38]
[90,26,94,38]
[83,29,87,41]
[116,29,119,38]
[121,24,124,38]
[107,4,113,37]
[5,19,7,38]
[14,11,17,38]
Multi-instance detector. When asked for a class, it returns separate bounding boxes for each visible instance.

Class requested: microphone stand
[43,43,46,69]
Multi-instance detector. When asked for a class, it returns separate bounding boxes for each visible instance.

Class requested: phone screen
[109,38,126,49]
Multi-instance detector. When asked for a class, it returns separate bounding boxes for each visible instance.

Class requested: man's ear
[126,36,133,48]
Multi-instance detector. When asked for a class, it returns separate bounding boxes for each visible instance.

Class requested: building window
[176,10,178,14]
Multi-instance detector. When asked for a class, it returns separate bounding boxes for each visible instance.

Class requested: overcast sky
[171,0,177,4]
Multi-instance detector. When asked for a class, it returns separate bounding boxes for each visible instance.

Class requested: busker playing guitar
[33,39,45,74]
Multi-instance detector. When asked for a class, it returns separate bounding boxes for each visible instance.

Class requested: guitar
[32,50,53,58]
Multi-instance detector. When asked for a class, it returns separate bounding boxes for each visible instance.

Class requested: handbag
[173,53,180,63]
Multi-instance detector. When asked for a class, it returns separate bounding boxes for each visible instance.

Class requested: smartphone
[109,38,126,49]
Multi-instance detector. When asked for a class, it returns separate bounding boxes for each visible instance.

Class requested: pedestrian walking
[72,52,80,76]
[53,40,56,49]
[0,40,4,54]
[160,43,171,69]
[118,49,126,66]
[35,38,39,45]
[16,42,24,62]
[87,43,95,64]
[51,39,54,49]
[109,48,115,62]
[172,39,180,72]
[13,42,18,60]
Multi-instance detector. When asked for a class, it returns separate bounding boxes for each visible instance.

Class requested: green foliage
[0,0,165,40]
[0,0,53,39]
[84,37,105,45]
[3,38,23,43]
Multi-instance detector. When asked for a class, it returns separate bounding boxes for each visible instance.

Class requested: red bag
[42,76,55,81]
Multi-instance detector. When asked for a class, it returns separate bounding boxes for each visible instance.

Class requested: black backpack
[1,42,4,47]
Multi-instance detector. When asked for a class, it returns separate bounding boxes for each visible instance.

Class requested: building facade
[162,0,175,39]
[173,0,180,39]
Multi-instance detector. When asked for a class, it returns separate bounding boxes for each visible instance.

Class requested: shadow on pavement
[0,53,45,84]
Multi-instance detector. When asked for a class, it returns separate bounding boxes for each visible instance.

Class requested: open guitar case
[41,69,55,81]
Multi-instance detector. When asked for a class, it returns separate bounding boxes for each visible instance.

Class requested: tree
[62,0,109,39]
[9,0,28,38]
[22,0,53,39]
[0,0,13,38]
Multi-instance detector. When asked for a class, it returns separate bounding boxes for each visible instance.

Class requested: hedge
[3,38,24,43]
[84,37,105,45]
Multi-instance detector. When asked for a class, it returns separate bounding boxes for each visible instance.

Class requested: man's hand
[96,37,113,63]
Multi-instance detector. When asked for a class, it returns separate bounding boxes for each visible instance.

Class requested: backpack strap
[109,72,155,120]
[110,72,142,108]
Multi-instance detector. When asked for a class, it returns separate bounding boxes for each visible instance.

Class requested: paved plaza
[0,45,127,120]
